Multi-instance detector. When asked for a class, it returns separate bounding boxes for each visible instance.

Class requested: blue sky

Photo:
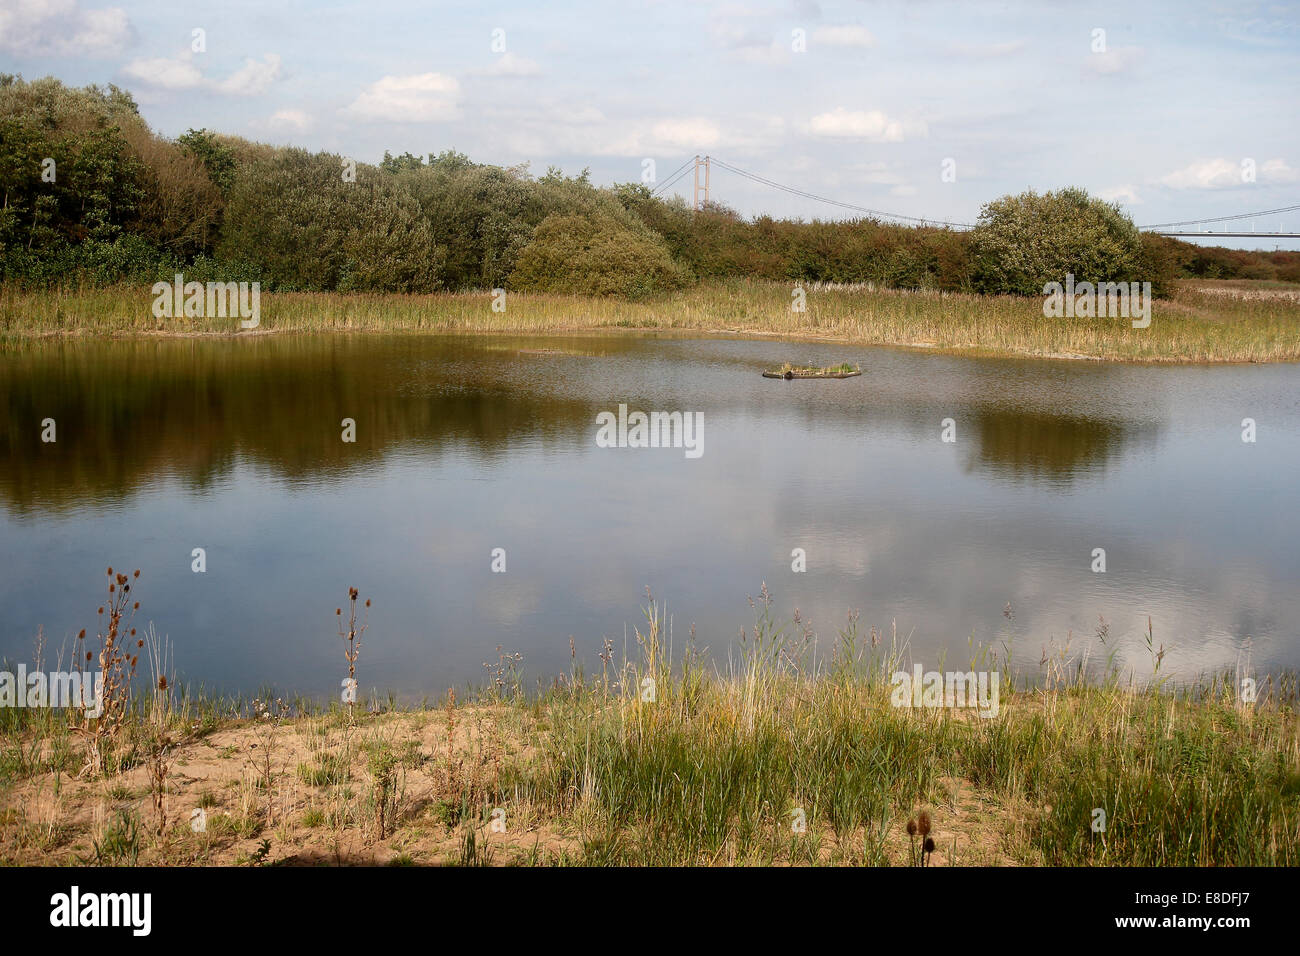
[2,0,1297,248]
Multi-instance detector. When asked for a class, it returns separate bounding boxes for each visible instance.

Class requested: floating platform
[762,365,862,380]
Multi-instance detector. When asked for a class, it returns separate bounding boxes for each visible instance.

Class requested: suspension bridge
[650,155,1300,239]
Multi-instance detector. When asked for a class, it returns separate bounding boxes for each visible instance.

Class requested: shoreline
[3,651,1297,866]
[4,278,1300,365]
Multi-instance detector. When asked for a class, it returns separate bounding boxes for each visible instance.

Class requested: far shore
[4,278,1300,364]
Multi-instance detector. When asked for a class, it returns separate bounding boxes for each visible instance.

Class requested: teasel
[338,586,371,716]
[916,809,934,866]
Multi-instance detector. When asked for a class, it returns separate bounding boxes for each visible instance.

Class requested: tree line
[2,76,1296,297]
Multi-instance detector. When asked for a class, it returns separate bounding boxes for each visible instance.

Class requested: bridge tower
[693,155,711,211]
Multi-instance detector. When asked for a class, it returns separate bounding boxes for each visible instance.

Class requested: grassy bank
[3,591,1298,867]
[4,278,1300,363]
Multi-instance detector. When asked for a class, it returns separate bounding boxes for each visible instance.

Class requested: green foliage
[630,199,972,291]
[1,76,1292,297]
[969,187,1144,295]
[217,148,443,292]
[177,128,236,196]
[509,214,688,297]
[1138,233,1182,297]
[379,150,427,173]
[1172,241,1300,283]
[83,809,140,865]
[0,76,215,282]
[392,157,535,289]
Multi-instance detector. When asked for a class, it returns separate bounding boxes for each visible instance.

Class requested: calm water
[2,333,1298,698]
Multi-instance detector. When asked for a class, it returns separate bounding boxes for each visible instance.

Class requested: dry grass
[3,278,1299,363]
[3,589,1298,867]
[0,702,1020,867]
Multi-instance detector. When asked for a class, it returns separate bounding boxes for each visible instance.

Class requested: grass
[764,361,862,378]
[2,584,1298,866]
[3,277,1299,363]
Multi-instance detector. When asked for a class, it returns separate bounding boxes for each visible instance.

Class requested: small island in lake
[763,362,863,379]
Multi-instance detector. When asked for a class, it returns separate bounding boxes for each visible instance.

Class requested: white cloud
[1098,184,1142,206]
[472,98,784,159]
[582,117,722,156]
[600,113,786,157]
[808,107,908,142]
[215,54,283,96]
[947,39,1026,58]
[0,0,130,57]
[812,24,874,48]
[343,73,461,122]
[265,109,312,133]
[648,118,721,151]
[1159,157,1299,190]
[475,52,541,77]
[120,55,205,91]
[1159,158,1247,190]
[120,51,282,96]
[1260,159,1300,184]
[844,161,906,187]
[710,18,791,65]
[1085,45,1144,75]
[714,22,772,51]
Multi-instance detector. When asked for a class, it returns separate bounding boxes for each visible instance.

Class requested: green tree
[969,187,1144,296]
[379,150,426,173]
[509,213,687,297]
[217,148,443,291]
[178,129,236,196]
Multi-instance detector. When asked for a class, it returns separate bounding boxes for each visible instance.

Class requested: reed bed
[3,278,1298,363]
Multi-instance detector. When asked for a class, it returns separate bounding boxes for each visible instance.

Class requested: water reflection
[1,335,1159,512]
[1,333,1296,695]
[966,406,1152,482]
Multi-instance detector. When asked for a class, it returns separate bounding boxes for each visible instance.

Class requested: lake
[2,333,1297,700]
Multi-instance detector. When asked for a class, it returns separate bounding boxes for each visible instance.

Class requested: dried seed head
[116,573,127,585]
[106,567,113,576]
[108,584,115,593]
[906,819,918,836]
[349,587,358,600]
[78,629,85,639]
[86,651,92,662]
[158,676,168,690]
[365,599,371,608]
[923,837,936,854]
[133,570,140,578]
[136,639,143,647]
[918,810,932,836]
[98,607,104,615]
[133,602,139,610]
[336,608,341,616]
[130,655,138,668]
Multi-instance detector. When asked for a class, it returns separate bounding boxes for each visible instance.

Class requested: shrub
[1137,233,1182,297]
[969,187,1144,296]
[509,214,688,297]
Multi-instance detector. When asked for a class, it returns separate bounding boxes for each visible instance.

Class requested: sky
[2,0,1298,249]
